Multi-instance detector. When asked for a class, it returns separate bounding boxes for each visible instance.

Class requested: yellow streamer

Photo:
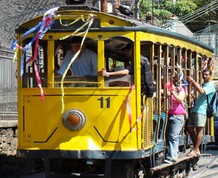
[59,15,85,27]
[60,14,96,113]
[13,48,18,63]
[59,14,96,41]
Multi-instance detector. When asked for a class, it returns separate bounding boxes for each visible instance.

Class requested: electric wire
[180,0,218,21]
[179,0,218,24]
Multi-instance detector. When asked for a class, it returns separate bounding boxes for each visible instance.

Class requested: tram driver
[57,36,98,76]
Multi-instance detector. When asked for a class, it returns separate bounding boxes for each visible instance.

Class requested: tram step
[150,154,199,171]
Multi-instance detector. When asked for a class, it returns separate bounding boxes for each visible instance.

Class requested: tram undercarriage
[41,152,200,178]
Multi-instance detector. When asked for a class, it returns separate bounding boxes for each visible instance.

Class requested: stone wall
[0,127,17,156]
[0,125,44,177]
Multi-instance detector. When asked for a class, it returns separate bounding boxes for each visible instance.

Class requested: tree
[139,0,197,28]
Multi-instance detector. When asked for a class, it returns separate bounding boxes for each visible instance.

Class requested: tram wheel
[111,161,141,178]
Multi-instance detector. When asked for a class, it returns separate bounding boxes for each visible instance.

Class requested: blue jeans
[166,114,185,161]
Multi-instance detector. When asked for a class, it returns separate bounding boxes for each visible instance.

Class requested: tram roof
[16,5,213,53]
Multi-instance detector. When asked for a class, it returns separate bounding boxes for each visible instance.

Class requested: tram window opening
[54,38,98,87]
[54,42,64,73]
[103,37,133,87]
[22,39,47,88]
[104,57,132,87]
[108,58,126,72]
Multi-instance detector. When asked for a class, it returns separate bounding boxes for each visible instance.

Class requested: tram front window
[22,39,47,88]
[54,37,98,87]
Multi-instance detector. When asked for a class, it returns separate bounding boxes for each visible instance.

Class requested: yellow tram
[14,3,215,178]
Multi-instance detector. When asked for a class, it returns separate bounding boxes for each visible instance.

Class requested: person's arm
[98,67,129,77]
[187,76,205,94]
[171,89,185,103]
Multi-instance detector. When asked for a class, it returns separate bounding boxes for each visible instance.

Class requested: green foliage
[139,0,197,27]
[165,0,197,16]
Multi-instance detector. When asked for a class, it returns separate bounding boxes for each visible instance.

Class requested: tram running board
[150,153,204,171]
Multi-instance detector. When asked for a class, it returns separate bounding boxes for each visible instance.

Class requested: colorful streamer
[177,63,189,87]
[60,14,96,113]
[11,7,58,100]
[126,85,135,132]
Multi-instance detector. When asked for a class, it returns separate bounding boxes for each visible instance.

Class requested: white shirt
[58,49,98,76]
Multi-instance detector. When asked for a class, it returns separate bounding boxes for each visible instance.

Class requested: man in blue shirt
[187,68,216,156]
[58,36,98,76]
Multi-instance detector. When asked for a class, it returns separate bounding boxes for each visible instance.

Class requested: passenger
[98,43,131,77]
[164,76,186,164]
[122,43,155,97]
[58,36,98,76]
[186,68,216,156]
[98,43,155,97]
[98,66,129,77]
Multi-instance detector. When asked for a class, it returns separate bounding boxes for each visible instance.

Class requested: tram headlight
[62,109,86,131]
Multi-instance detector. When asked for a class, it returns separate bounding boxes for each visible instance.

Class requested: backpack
[206,91,217,118]
[140,56,156,98]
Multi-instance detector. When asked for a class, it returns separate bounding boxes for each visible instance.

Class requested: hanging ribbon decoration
[181,56,185,62]
[202,59,209,70]
[59,14,85,27]
[11,7,58,100]
[125,84,143,132]
[59,14,96,41]
[176,63,189,87]
[59,14,96,113]
[126,85,135,132]
[210,59,215,71]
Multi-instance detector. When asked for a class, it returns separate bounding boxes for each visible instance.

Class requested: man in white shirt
[58,36,98,76]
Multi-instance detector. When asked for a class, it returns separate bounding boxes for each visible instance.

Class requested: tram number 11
[97,97,110,108]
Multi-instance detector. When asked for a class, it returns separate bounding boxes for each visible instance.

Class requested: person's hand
[98,67,107,76]
[187,76,193,83]
[164,82,175,92]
